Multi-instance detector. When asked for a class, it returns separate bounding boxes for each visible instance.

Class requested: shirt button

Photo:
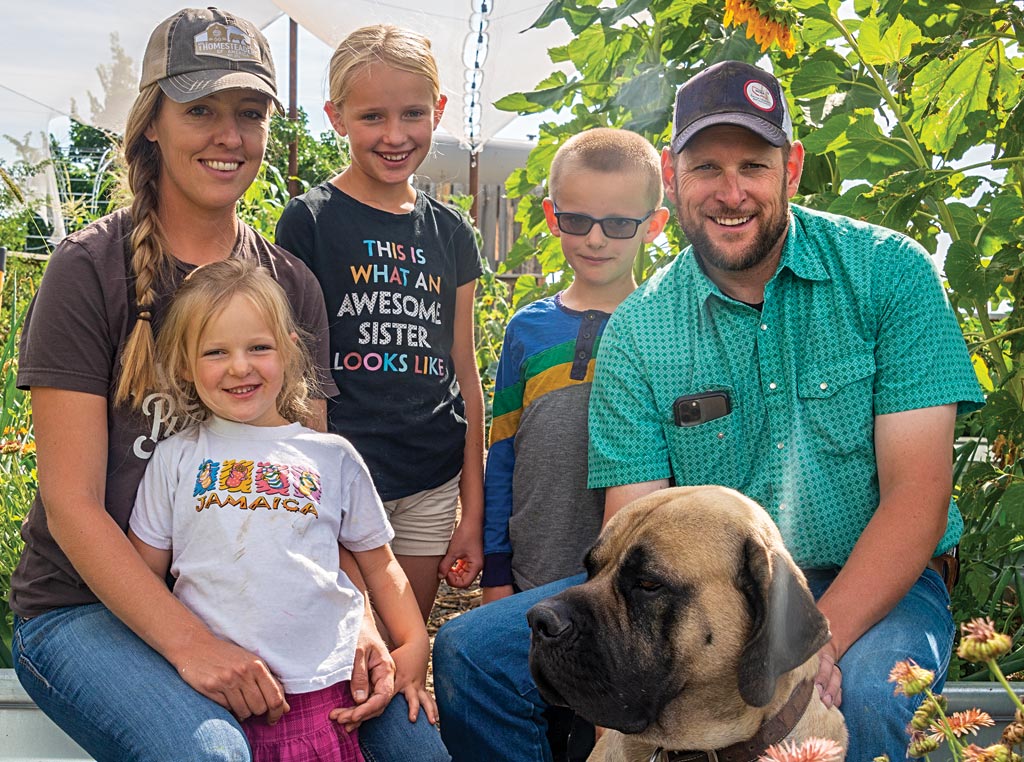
[779,503,786,511]
[768,382,777,390]
[776,442,785,450]
[577,351,587,359]
[820,382,829,390]
[717,432,725,439]
[586,313,596,320]
[760,323,768,331]
[583,332,592,339]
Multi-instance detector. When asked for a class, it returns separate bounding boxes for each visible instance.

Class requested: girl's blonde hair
[156,258,314,428]
[327,24,440,106]
[113,83,169,408]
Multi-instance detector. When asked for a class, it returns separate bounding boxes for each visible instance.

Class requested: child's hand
[398,680,438,725]
[439,519,483,588]
[391,641,434,723]
[482,584,514,604]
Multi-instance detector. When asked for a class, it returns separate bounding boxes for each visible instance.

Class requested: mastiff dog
[527,486,847,761]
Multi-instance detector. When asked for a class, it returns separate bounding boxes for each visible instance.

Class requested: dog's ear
[736,538,831,707]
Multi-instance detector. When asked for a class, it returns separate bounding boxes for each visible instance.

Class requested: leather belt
[927,549,959,594]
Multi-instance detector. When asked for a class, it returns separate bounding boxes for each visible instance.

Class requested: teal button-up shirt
[588,204,984,568]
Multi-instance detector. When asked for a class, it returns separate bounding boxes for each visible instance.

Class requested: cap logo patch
[744,80,775,112]
[194,22,261,63]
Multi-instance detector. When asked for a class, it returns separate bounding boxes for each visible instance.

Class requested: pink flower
[758,738,845,762]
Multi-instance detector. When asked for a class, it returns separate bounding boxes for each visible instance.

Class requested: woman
[10,8,448,761]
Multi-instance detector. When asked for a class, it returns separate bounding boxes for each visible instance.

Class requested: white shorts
[383,472,461,556]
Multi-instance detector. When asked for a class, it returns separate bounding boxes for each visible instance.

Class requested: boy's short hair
[549,128,663,208]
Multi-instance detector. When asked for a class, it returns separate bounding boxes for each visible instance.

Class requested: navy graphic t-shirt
[277,183,483,500]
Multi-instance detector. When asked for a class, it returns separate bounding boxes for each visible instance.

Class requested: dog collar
[649,679,816,762]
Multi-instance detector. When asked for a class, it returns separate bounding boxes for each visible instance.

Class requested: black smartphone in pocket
[673,391,732,427]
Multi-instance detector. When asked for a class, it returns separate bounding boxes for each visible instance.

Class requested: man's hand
[814,640,843,709]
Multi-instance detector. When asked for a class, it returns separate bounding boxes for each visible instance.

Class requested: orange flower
[958,618,1013,663]
[928,708,995,742]
[758,737,845,762]
[722,0,798,56]
[888,659,934,696]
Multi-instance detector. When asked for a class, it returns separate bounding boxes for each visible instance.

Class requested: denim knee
[13,606,252,762]
[358,693,450,762]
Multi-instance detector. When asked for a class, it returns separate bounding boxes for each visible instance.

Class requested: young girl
[127,258,434,762]
[276,24,486,621]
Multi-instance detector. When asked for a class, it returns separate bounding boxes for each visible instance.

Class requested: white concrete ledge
[0,669,1020,761]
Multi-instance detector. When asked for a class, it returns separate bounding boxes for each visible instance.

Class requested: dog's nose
[527,599,574,641]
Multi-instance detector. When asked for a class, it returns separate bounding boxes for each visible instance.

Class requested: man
[434,61,983,762]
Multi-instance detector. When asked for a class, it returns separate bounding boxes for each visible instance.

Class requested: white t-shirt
[130,416,394,694]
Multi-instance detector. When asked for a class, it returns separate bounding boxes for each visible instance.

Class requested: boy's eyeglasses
[551,203,654,240]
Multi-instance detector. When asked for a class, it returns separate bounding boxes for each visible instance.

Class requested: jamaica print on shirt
[192,458,321,517]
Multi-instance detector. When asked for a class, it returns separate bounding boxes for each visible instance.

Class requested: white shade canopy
[2,0,567,161]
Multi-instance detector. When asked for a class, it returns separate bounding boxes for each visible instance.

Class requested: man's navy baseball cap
[670,60,793,153]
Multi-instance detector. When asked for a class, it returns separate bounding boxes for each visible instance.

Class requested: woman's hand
[330,612,397,731]
[174,635,289,723]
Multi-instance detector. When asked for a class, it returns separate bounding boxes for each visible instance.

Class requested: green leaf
[945,239,1010,304]
[827,183,875,221]
[493,72,576,114]
[799,112,853,153]
[833,113,913,183]
[790,60,846,98]
[913,43,995,154]
[857,14,923,65]
[606,0,653,25]
[529,0,568,30]
[800,18,844,46]
[998,482,1024,527]
[790,0,840,22]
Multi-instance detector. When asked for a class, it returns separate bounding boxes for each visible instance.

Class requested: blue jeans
[804,567,955,762]
[433,569,954,762]
[14,604,449,762]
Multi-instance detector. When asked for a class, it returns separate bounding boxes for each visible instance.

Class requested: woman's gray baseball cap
[670,60,792,152]
[140,7,282,111]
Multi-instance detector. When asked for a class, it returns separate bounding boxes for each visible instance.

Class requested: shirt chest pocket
[663,387,742,488]
[797,352,876,455]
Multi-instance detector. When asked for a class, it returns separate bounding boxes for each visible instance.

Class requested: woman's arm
[33,387,288,723]
[440,280,485,587]
[333,544,435,729]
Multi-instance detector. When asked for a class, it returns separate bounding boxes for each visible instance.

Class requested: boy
[481,128,670,602]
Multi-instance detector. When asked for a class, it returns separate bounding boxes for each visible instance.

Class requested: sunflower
[723,0,798,57]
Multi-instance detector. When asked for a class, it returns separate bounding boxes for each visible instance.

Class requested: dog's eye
[636,579,662,592]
